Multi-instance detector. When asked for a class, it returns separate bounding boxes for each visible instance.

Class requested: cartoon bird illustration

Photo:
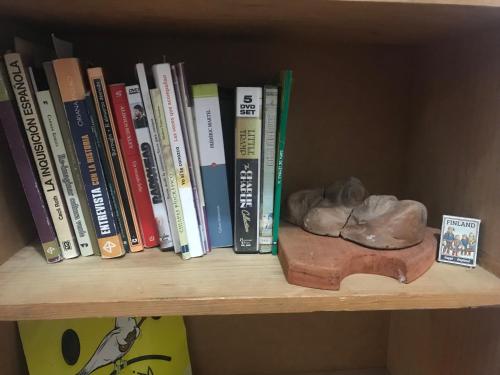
[77,317,146,375]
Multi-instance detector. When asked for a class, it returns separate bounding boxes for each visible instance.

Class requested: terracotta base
[278,223,438,291]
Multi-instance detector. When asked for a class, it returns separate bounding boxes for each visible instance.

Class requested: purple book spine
[0,100,63,263]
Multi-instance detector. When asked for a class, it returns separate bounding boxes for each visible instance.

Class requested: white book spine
[259,86,278,253]
[152,63,204,257]
[151,88,190,259]
[36,90,94,256]
[173,64,209,253]
[4,53,79,259]
[126,84,173,249]
[135,63,181,252]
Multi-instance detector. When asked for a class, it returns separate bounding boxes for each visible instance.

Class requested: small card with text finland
[438,215,480,268]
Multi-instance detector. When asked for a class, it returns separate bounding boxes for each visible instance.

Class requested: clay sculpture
[285,177,427,249]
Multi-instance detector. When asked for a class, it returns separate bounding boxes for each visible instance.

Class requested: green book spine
[271,70,293,255]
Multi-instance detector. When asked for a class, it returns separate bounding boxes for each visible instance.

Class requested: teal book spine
[271,71,293,255]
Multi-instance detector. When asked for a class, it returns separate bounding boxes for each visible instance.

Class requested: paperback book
[126,84,173,249]
[30,67,96,256]
[152,63,203,257]
[175,63,210,252]
[192,83,233,248]
[4,52,79,259]
[53,58,125,258]
[85,91,130,253]
[136,63,180,252]
[88,67,143,252]
[0,60,63,263]
[109,83,160,248]
[151,87,190,259]
[43,61,100,256]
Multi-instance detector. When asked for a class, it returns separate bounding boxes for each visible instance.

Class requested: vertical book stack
[0,36,292,263]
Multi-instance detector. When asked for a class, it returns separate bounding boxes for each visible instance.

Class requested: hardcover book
[192,83,233,248]
[151,88,190,259]
[438,215,480,268]
[4,52,79,259]
[234,87,262,253]
[259,86,278,253]
[0,60,63,263]
[272,70,293,255]
[52,58,125,258]
[152,63,203,258]
[30,67,96,256]
[126,84,174,250]
[175,63,210,253]
[135,63,180,253]
[19,316,191,375]
[43,61,100,256]
[109,83,160,248]
[88,67,143,252]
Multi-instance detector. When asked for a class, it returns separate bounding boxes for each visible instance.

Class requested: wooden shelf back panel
[3,1,500,43]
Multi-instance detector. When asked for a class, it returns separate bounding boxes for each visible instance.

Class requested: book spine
[259,86,278,253]
[109,84,159,248]
[150,88,190,259]
[87,67,143,252]
[135,63,180,253]
[4,53,79,259]
[126,84,173,249]
[43,61,100,256]
[272,71,293,255]
[36,90,96,256]
[152,63,204,258]
[234,87,262,253]
[85,92,129,253]
[171,65,209,254]
[0,61,63,263]
[177,62,212,251]
[53,58,125,258]
[192,83,233,248]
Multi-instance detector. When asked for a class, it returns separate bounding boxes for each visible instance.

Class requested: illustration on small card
[438,215,480,268]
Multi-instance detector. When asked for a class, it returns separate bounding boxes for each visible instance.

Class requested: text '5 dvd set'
[0,36,293,263]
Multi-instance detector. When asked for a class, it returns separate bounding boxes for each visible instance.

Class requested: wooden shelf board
[1,242,500,320]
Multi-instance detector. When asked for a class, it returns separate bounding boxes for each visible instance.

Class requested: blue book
[192,84,233,248]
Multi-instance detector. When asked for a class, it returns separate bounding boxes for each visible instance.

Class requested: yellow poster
[18,316,191,375]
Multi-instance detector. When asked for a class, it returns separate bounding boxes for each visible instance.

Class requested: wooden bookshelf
[2,1,500,374]
[0,240,498,321]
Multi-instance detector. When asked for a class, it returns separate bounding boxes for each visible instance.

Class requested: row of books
[0,36,292,263]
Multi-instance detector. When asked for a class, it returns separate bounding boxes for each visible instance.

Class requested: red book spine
[109,84,160,247]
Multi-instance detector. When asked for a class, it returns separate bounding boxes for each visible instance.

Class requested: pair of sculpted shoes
[285,177,427,250]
